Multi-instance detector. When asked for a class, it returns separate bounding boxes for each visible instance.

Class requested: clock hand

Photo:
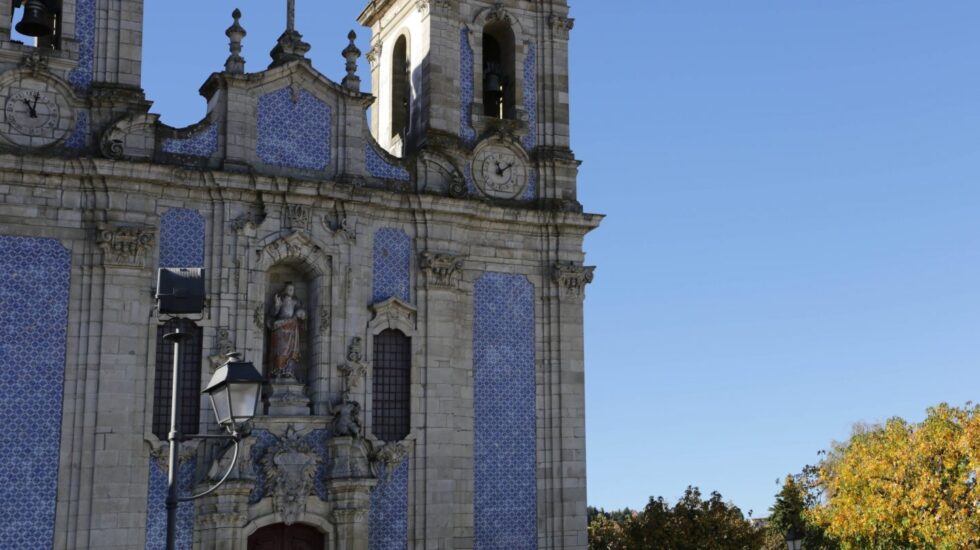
[21,98,37,118]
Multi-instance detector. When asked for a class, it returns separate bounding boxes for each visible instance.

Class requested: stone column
[194,480,252,550]
[325,437,376,550]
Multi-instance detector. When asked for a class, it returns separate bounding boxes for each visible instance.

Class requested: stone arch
[240,515,333,550]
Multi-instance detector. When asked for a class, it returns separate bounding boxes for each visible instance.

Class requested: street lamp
[785,528,804,550]
[157,268,265,550]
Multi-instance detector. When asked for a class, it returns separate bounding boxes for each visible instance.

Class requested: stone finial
[270,0,311,68]
[225,9,247,74]
[341,30,362,92]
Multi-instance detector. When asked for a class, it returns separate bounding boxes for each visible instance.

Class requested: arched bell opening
[389,34,410,142]
[482,20,516,120]
[10,0,62,49]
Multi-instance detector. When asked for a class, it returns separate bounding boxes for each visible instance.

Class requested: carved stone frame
[249,230,336,415]
[238,513,334,550]
[361,297,421,447]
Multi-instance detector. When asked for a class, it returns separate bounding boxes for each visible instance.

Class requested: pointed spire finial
[286,0,296,32]
[342,30,362,92]
[225,8,247,74]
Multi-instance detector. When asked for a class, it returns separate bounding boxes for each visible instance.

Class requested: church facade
[0,0,599,548]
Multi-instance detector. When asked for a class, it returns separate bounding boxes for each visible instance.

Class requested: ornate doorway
[247,523,324,550]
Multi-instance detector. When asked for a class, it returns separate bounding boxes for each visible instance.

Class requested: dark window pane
[372,329,410,442]
[153,319,202,440]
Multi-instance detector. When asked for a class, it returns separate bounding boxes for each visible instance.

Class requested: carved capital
[231,204,266,232]
[330,508,368,524]
[366,43,382,68]
[553,261,595,299]
[420,252,466,290]
[97,224,155,268]
[549,14,575,39]
[371,441,410,480]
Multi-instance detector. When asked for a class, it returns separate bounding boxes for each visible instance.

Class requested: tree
[767,473,837,550]
[588,487,764,549]
[808,403,980,549]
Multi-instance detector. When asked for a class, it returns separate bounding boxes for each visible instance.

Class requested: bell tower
[359,0,576,184]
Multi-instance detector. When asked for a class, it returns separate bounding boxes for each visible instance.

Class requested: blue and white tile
[159,209,205,269]
[473,273,537,550]
[145,457,196,550]
[257,88,331,171]
[459,28,477,147]
[68,0,96,93]
[369,459,409,550]
[372,228,412,304]
[162,124,218,158]
[365,144,410,182]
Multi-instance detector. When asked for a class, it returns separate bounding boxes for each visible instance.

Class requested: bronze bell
[16,0,55,38]
[484,68,503,95]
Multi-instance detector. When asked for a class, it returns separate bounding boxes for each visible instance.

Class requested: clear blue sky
[144,1,980,517]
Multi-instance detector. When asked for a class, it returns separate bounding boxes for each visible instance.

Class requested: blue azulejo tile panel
[459,28,477,147]
[145,457,196,550]
[0,236,70,550]
[369,459,409,550]
[522,169,537,202]
[68,0,96,93]
[161,124,219,158]
[257,88,331,171]
[365,143,411,181]
[372,228,412,304]
[65,110,89,150]
[473,273,536,550]
[521,45,538,151]
[159,209,205,268]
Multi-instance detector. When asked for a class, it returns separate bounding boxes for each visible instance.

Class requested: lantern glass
[230,383,261,423]
[208,386,232,426]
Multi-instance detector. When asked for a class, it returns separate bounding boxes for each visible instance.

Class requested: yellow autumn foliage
[808,403,980,550]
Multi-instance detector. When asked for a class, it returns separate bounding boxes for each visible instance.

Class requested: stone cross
[286,0,295,32]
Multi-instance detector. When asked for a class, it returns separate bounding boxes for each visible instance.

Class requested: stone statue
[332,399,362,437]
[268,282,307,379]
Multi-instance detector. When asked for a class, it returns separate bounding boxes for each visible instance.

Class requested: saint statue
[268,282,307,379]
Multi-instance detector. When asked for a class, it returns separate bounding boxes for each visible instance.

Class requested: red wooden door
[247,524,324,550]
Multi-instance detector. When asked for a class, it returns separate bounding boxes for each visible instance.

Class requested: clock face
[1,79,70,148]
[5,90,59,134]
[472,141,529,199]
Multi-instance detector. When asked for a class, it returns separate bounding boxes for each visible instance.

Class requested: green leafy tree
[589,487,764,549]
[767,473,837,549]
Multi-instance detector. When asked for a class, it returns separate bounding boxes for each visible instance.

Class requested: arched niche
[252,231,334,414]
[242,516,332,550]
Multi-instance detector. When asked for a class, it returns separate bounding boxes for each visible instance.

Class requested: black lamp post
[785,528,804,550]
[157,269,265,550]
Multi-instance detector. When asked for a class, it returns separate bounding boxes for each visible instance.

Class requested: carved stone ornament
[208,328,235,368]
[486,3,512,25]
[97,223,155,268]
[231,204,266,231]
[20,50,49,74]
[321,212,355,243]
[283,204,311,232]
[366,43,382,68]
[369,297,417,335]
[549,14,575,39]
[553,261,595,298]
[253,303,266,330]
[318,305,331,335]
[331,399,362,438]
[256,231,329,276]
[415,0,451,14]
[100,113,159,161]
[261,427,318,526]
[372,442,410,481]
[420,252,466,290]
[347,336,363,363]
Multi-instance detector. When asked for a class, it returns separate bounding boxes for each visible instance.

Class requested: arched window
[482,21,516,119]
[390,35,410,140]
[152,319,203,440]
[372,329,411,442]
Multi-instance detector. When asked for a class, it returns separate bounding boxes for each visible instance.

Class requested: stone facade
[0,0,599,548]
